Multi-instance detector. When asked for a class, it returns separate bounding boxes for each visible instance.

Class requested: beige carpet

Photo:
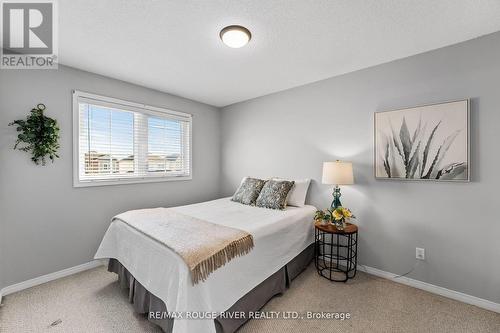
[1,264,499,333]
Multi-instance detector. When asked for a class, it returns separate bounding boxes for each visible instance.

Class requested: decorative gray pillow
[231,177,266,205]
[255,180,295,210]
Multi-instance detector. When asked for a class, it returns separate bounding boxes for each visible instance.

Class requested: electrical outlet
[416,247,425,260]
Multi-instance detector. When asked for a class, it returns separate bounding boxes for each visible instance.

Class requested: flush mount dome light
[220,25,251,48]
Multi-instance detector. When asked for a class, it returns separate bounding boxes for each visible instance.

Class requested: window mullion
[134,113,148,177]
[109,110,112,175]
[182,121,190,175]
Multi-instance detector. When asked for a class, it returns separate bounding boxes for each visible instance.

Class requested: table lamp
[322,161,354,209]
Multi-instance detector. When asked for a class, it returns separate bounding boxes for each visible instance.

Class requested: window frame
[72,90,192,188]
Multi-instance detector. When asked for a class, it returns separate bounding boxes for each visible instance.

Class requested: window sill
[73,175,192,188]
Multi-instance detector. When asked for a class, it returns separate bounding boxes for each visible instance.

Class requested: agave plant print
[375,100,469,181]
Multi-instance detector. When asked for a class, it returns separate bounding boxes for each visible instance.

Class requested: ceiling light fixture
[220,25,251,48]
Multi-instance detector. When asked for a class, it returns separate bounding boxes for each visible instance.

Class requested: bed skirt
[108,243,314,333]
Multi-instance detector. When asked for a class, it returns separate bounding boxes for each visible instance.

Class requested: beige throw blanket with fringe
[113,208,254,284]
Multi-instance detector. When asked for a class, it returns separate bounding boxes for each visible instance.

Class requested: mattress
[94,197,316,333]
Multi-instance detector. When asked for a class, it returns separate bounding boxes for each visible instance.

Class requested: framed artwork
[374,99,470,182]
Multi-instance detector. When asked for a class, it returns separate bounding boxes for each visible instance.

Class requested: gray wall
[0,65,221,289]
[221,32,500,303]
[1,32,499,306]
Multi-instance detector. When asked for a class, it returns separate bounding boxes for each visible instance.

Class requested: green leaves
[423,129,461,179]
[399,117,412,166]
[9,104,60,165]
[421,121,441,178]
[436,162,467,180]
[314,209,333,222]
[381,116,466,180]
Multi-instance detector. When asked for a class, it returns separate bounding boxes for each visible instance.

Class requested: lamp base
[330,185,342,210]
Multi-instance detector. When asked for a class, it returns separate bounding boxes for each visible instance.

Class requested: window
[73,91,192,187]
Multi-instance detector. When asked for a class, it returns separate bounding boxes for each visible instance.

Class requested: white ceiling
[59,0,500,107]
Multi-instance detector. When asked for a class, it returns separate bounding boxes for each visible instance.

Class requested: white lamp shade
[322,161,354,185]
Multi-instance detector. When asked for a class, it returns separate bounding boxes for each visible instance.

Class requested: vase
[335,218,346,230]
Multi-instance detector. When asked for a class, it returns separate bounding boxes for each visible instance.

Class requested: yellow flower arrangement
[315,207,355,229]
[331,207,355,230]
[332,207,355,221]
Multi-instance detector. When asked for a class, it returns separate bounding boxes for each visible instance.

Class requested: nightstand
[314,221,358,282]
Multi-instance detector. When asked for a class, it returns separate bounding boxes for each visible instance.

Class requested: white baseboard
[358,264,500,314]
[0,260,107,305]
[1,260,498,315]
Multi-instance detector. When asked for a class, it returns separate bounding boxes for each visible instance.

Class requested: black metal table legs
[314,227,358,282]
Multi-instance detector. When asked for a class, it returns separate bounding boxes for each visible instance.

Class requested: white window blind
[73,91,192,187]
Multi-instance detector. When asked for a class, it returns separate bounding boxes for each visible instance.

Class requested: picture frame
[374,99,470,182]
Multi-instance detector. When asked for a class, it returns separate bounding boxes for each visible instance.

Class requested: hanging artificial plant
[9,103,60,165]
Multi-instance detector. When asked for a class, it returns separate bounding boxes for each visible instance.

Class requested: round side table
[314,221,358,282]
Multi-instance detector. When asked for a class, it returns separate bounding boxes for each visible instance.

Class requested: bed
[94,197,316,333]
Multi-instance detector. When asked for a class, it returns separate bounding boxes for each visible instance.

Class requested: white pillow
[273,178,311,207]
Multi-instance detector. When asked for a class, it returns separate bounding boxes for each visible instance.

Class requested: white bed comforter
[94,197,316,333]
